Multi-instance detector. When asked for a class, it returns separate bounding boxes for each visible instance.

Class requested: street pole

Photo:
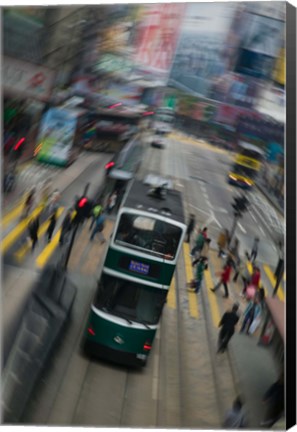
[63,223,79,270]
[273,262,284,297]
[63,182,90,270]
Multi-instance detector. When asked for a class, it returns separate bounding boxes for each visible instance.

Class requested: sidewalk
[228,327,283,429]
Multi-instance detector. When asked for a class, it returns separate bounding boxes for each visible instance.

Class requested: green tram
[83,178,186,366]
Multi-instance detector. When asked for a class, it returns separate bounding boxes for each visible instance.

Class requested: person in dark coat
[260,373,284,427]
[28,216,39,251]
[185,213,195,243]
[46,212,57,243]
[59,209,72,246]
[223,396,247,428]
[217,303,239,353]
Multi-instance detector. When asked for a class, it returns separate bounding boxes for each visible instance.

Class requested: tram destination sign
[119,256,161,279]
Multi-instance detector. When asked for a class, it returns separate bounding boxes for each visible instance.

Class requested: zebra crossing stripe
[2,199,26,228]
[183,243,199,319]
[36,210,76,269]
[1,205,43,254]
[263,265,285,302]
[15,207,64,262]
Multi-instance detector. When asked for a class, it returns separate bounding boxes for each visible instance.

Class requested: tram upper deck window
[94,273,167,325]
[114,213,182,260]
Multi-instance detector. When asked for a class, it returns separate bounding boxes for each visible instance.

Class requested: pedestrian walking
[46,212,57,243]
[191,227,207,257]
[251,264,261,288]
[228,237,240,271]
[211,260,232,298]
[217,303,240,353]
[28,216,39,251]
[59,209,72,246]
[47,189,61,216]
[107,190,118,214]
[274,241,284,280]
[90,212,106,243]
[217,228,229,257]
[185,213,195,243]
[188,257,208,294]
[240,295,262,334]
[22,187,36,218]
[249,237,259,263]
[260,373,284,427]
[200,237,211,259]
[223,396,247,428]
[89,203,102,231]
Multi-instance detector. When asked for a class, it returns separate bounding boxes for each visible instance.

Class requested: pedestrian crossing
[2,198,286,325]
[167,247,286,330]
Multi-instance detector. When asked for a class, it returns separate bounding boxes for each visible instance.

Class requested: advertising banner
[3,56,55,101]
[135,3,186,74]
[169,3,236,96]
[209,73,260,109]
[36,108,77,166]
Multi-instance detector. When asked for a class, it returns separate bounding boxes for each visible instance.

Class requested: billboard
[134,3,186,74]
[169,2,236,96]
[36,108,77,166]
[209,72,260,109]
[235,13,285,79]
[3,56,54,101]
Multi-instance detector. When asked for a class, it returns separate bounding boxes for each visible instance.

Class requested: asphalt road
[2,132,285,427]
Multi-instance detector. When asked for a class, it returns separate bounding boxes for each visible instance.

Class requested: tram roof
[123,180,185,224]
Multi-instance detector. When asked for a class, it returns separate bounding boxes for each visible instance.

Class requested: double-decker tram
[83,177,186,366]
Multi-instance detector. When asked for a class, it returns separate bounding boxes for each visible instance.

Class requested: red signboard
[135,4,186,73]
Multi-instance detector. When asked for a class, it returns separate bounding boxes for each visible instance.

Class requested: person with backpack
[90,212,106,243]
[188,257,208,294]
[89,203,102,231]
[191,227,207,258]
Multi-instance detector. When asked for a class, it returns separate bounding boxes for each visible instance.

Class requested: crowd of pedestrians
[185,211,284,428]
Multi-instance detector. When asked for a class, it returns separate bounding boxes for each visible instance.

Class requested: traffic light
[232,195,249,217]
[74,196,91,224]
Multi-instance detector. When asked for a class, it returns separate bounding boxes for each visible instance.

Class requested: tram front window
[232,163,257,179]
[94,274,167,325]
[114,213,182,260]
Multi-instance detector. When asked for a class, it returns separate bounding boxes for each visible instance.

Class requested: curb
[255,181,284,216]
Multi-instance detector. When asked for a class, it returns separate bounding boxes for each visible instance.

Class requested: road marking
[2,199,26,228]
[238,222,246,234]
[36,210,76,269]
[263,264,285,302]
[259,226,265,235]
[1,205,44,254]
[14,207,64,262]
[249,211,257,223]
[167,277,176,309]
[214,207,228,214]
[204,268,221,327]
[183,243,199,319]
[189,204,210,216]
